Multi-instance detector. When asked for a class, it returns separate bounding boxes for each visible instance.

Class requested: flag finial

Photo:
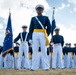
[52,7,55,15]
[9,8,11,15]
[53,7,55,9]
[53,7,55,12]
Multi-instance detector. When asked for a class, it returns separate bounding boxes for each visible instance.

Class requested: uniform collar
[23,31,26,33]
[37,14,42,16]
[55,34,59,35]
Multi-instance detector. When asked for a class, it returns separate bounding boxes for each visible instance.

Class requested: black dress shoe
[44,69,49,71]
[52,68,55,70]
[16,68,21,70]
[30,69,35,71]
[26,68,30,70]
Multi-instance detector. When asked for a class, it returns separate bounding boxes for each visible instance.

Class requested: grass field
[0,69,76,75]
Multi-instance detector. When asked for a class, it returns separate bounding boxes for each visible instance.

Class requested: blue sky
[0,0,76,46]
[47,0,76,27]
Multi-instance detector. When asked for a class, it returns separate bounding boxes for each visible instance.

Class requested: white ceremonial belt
[21,42,27,46]
[54,43,61,46]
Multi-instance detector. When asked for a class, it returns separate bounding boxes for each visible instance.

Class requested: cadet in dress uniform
[67,43,73,68]
[14,25,30,70]
[0,46,3,69]
[63,43,68,68]
[73,44,76,68]
[51,27,64,69]
[28,4,51,70]
[14,42,19,69]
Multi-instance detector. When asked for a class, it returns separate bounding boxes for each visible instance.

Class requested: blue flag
[2,12,13,57]
[51,8,56,35]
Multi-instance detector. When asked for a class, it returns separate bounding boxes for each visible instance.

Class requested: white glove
[29,40,33,44]
[50,42,54,46]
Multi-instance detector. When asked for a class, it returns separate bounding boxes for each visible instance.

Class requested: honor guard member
[67,43,73,68]
[51,27,64,69]
[0,46,3,69]
[73,44,76,68]
[28,4,51,70]
[63,43,69,68]
[14,25,30,70]
[14,42,19,69]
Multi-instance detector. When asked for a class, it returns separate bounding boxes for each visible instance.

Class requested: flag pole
[9,9,16,69]
[9,8,11,16]
[52,7,55,21]
[50,7,56,68]
[51,7,55,36]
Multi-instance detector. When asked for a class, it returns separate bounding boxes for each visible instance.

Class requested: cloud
[58,3,66,10]
[0,24,3,29]
[67,3,70,7]
[0,0,21,9]
[74,8,76,12]
[56,3,70,12]
[21,0,51,11]
[0,0,51,11]
[70,7,76,13]
[0,17,6,45]
[69,0,76,4]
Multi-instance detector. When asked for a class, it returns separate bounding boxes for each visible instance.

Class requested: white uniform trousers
[56,53,64,68]
[4,54,10,68]
[9,55,14,69]
[4,55,7,68]
[29,60,32,68]
[56,54,60,68]
[17,43,30,69]
[71,54,74,68]
[62,56,64,68]
[52,44,63,69]
[29,53,32,68]
[31,32,50,70]
[49,53,53,68]
[64,53,68,68]
[0,53,3,69]
[8,54,11,68]
[21,56,25,69]
[37,52,42,69]
[7,54,12,69]
[11,56,14,69]
[47,54,51,69]
[67,53,72,68]
[74,54,76,68]
[14,53,19,69]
